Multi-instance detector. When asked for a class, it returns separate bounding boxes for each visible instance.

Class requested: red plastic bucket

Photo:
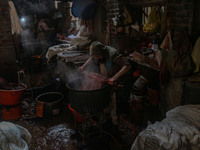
[0,84,26,120]
[0,84,27,105]
[1,104,22,120]
[68,104,83,123]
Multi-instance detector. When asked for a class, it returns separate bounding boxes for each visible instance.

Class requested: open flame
[31,55,41,59]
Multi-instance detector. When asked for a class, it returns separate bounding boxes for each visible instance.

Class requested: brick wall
[129,0,193,35]
[105,0,129,29]
[0,0,17,82]
[103,0,133,51]
[192,0,200,43]
[167,0,193,35]
[106,0,120,20]
[95,0,195,49]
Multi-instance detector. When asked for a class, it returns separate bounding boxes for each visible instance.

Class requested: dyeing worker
[36,15,54,61]
[79,41,133,126]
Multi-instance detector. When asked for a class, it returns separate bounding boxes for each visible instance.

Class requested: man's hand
[106,77,116,85]
[78,66,84,71]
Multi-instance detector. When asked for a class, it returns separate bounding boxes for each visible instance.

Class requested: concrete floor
[1,63,143,150]
[6,89,136,150]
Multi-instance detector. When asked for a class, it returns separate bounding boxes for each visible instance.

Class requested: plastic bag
[160,31,173,50]
[143,7,161,33]
[167,50,194,78]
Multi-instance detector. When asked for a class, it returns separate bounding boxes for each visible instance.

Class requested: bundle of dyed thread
[79,72,107,90]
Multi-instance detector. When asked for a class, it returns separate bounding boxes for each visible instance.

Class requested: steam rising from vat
[24,2,48,14]
[54,61,83,85]
[16,1,51,15]
[15,0,54,56]
[55,60,106,90]
[21,29,40,56]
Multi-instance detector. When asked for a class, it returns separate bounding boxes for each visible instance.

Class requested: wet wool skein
[79,77,103,90]
[79,74,104,90]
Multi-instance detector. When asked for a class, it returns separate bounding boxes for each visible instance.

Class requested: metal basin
[36,92,64,117]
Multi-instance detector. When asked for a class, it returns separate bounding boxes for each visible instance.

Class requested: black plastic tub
[36,92,64,117]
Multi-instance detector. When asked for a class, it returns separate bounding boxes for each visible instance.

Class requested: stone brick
[0,0,17,82]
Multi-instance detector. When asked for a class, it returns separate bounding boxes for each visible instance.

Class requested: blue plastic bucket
[72,0,97,20]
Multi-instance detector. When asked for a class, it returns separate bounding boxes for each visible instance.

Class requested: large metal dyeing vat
[66,77,110,115]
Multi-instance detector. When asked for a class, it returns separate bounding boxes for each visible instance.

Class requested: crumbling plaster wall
[0,0,17,82]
